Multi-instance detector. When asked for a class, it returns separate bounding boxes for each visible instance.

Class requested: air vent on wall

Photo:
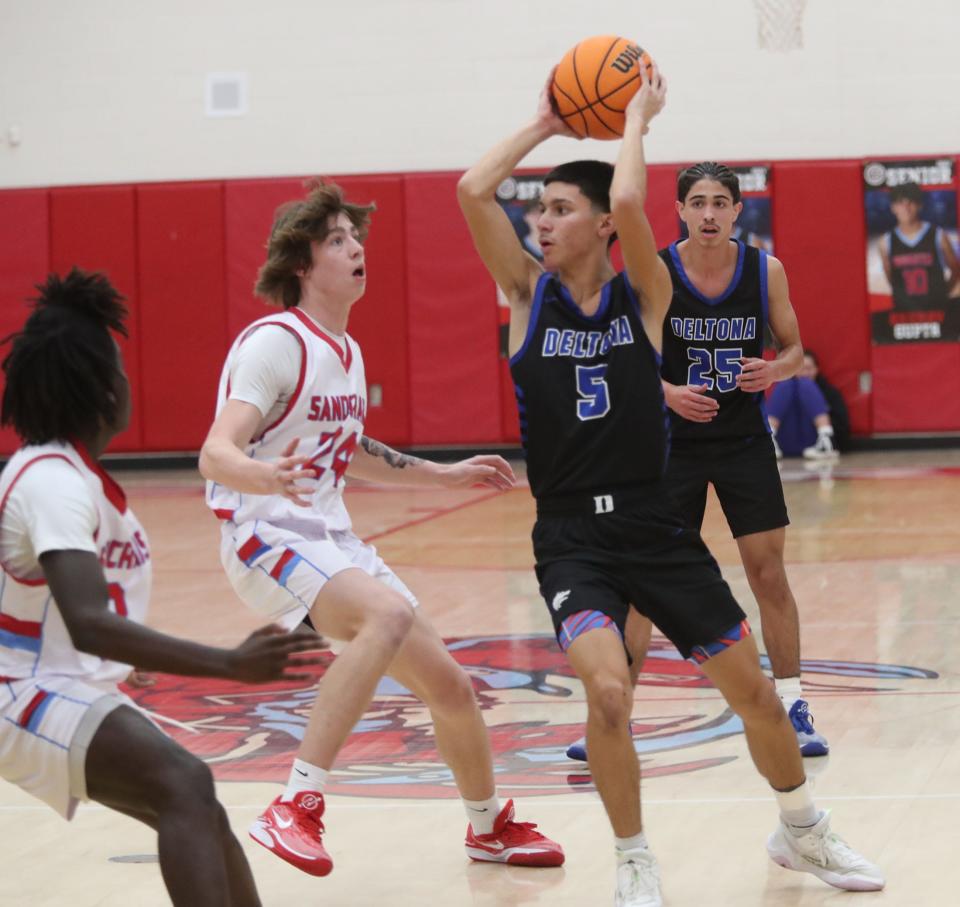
[205,73,247,117]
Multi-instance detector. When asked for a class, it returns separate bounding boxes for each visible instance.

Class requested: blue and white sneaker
[789,699,829,757]
[565,737,587,762]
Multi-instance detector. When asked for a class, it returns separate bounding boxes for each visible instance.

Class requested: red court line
[362,489,509,543]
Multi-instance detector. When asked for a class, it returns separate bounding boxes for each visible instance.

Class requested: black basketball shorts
[532,485,747,660]
[665,433,789,538]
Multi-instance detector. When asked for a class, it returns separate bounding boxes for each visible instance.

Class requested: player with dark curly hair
[0,268,321,907]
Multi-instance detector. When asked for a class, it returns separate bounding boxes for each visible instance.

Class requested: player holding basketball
[199,180,563,879]
[458,65,883,905]
[0,269,322,907]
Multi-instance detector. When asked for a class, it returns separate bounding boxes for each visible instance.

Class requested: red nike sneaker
[248,791,333,876]
[465,799,565,867]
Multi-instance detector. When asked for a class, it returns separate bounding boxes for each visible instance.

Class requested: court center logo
[131,634,936,798]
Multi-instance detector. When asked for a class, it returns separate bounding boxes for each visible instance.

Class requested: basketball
[550,35,655,140]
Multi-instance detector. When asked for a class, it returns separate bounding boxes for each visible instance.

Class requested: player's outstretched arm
[457,76,574,328]
[199,399,315,506]
[40,550,323,682]
[347,436,515,491]
[610,63,673,344]
[737,256,804,392]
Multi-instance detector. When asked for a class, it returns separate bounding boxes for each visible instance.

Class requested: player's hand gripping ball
[550,35,655,139]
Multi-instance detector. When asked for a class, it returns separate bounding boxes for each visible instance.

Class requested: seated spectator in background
[767,351,849,459]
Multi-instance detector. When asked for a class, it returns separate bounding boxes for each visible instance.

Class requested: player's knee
[746,557,787,596]
[727,674,782,724]
[427,662,477,715]
[366,591,415,648]
[585,673,633,731]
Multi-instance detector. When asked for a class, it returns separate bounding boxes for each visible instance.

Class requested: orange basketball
[550,35,655,140]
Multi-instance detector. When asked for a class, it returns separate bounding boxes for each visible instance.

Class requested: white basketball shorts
[0,675,127,819]
[221,518,418,631]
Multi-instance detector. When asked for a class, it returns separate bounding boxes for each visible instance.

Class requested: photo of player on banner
[678,164,773,253]
[864,159,960,344]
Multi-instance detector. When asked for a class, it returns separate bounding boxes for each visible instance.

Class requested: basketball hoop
[753,0,807,52]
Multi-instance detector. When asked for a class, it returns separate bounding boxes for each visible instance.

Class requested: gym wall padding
[772,161,873,435]
[136,182,228,450]
[404,174,502,445]
[49,186,143,451]
[871,343,960,432]
[335,175,411,446]
[0,190,50,455]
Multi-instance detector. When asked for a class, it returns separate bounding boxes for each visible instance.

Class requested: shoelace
[287,803,326,837]
[789,702,816,734]
[619,857,659,899]
[499,819,542,843]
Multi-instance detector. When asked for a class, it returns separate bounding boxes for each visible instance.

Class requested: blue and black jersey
[509,271,669,502]
[660,241,770,440]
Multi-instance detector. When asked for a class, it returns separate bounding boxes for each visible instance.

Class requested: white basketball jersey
[0,442,151,683]
[207,307,367,531]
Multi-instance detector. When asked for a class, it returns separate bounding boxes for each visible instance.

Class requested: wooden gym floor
[2,449,958,906]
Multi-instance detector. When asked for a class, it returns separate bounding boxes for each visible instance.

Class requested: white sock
[818,425,834,439]
[774,781,820,833]
[615,832,649,860]
[464,795,501,836]
[283,758,329,802]
[774,676,803,710]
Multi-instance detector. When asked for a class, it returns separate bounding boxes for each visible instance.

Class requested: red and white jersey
[0,441,151,684]
[207,307,367,531]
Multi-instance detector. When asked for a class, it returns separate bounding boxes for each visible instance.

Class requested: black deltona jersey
[660,241,769,440]
[887,224,949,311]
[509,271,669,501]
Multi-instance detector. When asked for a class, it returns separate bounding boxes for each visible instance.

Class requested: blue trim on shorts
[688,619,752,665]
[277,552,303,587]
[558,610,621,651]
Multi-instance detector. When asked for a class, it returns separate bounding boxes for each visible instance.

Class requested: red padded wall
[333,176,410,445]
[772,162,872,434]
[404,173,501,445]
[871,344,960,432]
[49,186,143,451]
[136,182,228,450]
[0,190,50,454]
[223,177,305,340]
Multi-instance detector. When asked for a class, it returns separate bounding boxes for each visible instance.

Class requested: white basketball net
[753,0,807,52]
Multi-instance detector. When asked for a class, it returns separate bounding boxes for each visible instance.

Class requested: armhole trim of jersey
[0,453,84,587]
[758,248,769,330]
[508,273,550,367]
[244,322,308,443]
[621,276,663,367]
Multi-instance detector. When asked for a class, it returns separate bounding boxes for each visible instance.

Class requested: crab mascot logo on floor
[131,634,936,798]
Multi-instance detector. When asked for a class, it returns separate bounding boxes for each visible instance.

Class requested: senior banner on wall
[678,164,773,253]
[863,158,960,344]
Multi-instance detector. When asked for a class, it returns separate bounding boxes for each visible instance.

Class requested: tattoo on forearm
[361,436,425,469]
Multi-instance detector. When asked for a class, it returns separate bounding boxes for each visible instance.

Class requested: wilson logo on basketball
[610,44,643,74]
[128,634,936,799]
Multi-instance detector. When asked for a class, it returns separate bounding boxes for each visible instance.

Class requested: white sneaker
[767,810,885,891]
[802,434,838,460]
[615,848,662,906]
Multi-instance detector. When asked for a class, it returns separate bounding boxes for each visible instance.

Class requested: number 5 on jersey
[576,365,610,421]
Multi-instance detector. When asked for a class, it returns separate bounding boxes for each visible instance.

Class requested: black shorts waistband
[536,483,666,518]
